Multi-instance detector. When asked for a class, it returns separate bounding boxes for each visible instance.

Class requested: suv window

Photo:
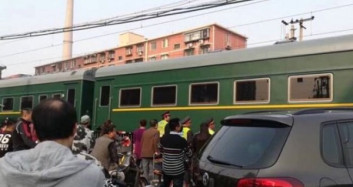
[203,120,290,168]
[338,121,353,167]
[322,124,343,166]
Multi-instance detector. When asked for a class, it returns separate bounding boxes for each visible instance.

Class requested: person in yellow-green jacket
[181,116,193,145]
[157,111,170,137]
[206,118,215,135]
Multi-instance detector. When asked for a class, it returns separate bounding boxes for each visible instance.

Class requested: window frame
[99,85,111,107]
[288,73,333,103]
[151,85,177,107]
[52,93,62,99]
[20,95,34,110]
[38,95,48,102]
[321,122,345,167]
[233,78,271,104]
[119,87,142,108]
[189,81,219,106]
[67,88,76,107]
[1,97,14,111]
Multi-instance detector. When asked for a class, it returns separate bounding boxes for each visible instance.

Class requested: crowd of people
[0,99,215,187]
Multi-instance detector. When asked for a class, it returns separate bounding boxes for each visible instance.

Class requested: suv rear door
[198,117,292,187]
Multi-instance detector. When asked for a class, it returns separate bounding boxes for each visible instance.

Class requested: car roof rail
[243,110,281,114]
[293,108,353,115]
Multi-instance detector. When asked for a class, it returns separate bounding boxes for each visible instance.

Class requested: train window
[39,95,48,102]
[288,73,333,102]
[152,85,177,106]
[120,88,141,107]
[52,94,62,99]
[67,89,75,106]
[100,86,110,106]
[20,96,33,109]
[2,98,14,111]
[190,82,218,105]
[234,78,270,104]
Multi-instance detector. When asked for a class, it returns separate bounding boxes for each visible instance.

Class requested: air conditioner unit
[199,40,204,44]
[188,43,193,48]
[138,51,143,56]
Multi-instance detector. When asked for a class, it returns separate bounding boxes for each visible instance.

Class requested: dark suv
[197,109,353,187]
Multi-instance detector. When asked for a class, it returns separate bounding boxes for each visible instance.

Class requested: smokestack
[62,0,74,60]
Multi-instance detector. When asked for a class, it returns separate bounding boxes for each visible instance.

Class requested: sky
[1,0,353,77]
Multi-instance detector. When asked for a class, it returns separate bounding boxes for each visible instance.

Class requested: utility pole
[0,66,6,80]
[282,16,315,41]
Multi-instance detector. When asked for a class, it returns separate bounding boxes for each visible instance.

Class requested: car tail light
[237,178,304,187]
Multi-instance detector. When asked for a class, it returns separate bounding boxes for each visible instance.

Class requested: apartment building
[35,23,247,75]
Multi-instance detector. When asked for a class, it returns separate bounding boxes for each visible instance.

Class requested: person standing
[159,118,192,187]
[91,121,119,174]
[206,118,216,135]
[0,117,16,157]
[181,116,193,145]
[191,122,212,185]
[133,119,147,165]
[140,119,160,182]
[12,108,38,151]
[0,98,105,187]
[157,111,170,137]
[72,115,95,154]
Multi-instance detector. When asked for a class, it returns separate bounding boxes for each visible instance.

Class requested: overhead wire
[0,0,252,40]
[2,1,353,66]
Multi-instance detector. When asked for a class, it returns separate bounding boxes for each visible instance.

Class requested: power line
[0,0,266,58]
[2,0,352,60]
[0,0,253,40]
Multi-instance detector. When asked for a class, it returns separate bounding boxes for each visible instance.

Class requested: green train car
[0,69,95,123]
[2,34,353,133]
[93,34,353,132]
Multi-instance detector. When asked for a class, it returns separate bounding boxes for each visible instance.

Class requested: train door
[94,82,112,128]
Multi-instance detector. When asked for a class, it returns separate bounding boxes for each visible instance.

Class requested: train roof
[0,68,96,88]
[95,34,353,78]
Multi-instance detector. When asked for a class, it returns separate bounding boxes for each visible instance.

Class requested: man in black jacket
[159,118,192,187]
[12,108,37,151]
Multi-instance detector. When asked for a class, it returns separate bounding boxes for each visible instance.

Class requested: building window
[190,82,218,105]
[162,38,168,48]
[174,44,180,49]
[2,98,14,111]
[39,95,48,102]
[126,47,132,56]
[184,49,194,56]
[200,46,210,54]
[20,96,33,109]
[161,54,169,60]
[118,56,123,61]
[126,60,133,64]
[119,88,141,107]
[234,78,270,104]
[137,45,144,56]
[91,55,97,63]
[149,56,157,61]
[100,86,110,106]
[135,58,143,63]
[67,89,75,106]
[152,85,177,106]
[150,41,157,51]
[288,73,332,102]
[99,53,106,63]
[184,28,210,42]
